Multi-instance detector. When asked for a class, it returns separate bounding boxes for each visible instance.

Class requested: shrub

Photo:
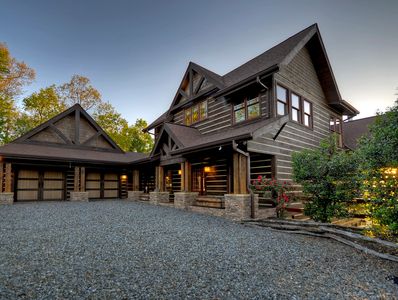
[292,135,359,222]
[250,176,293,218]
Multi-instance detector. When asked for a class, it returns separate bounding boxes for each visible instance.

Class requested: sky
[1,0,398,124]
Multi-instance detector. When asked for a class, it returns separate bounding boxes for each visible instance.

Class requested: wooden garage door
[86,172,119,199]
[16,170,65,201]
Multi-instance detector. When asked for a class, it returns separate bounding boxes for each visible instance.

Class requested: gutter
[232,140,255,219]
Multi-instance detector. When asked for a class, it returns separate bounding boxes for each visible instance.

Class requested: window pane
[276,85,287,103]
[247,97,259,106]
[248,103,260,119]
[330,118,335,131]
[304,114,310,127]
[304,100,311,114]
[192,105,199,123]
[277,101,286,116]
[185,108,191,125]
[235,108,246,123]
[335,118,341,133]
[200,101,207,119]
[234,103,244,110]
[291,94,300,109]
[292,108,299,122]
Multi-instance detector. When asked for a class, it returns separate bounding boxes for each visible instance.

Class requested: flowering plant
[250,175,293,218]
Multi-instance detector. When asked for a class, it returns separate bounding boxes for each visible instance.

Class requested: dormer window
[233,95,260,124]
[184,100,208,125]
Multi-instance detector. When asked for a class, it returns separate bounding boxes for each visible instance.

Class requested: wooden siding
[248,46,342,181]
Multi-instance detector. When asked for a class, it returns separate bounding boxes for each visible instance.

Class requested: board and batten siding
[248,46,342,181]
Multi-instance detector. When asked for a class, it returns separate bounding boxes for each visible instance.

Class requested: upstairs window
[233,95,260,124]
[303,100,312,127]
[184,100,208,125]
[276,85,288,116]
[291,93,300,122]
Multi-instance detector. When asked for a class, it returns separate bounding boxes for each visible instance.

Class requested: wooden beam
[75,109,80,144]
[180,163,185,191]
[233,153,239,193]
[132,169,139,191]
[50,124,72,144]
[80,167,85,192]
[184,162,191,192]
[4,163,12,193]
[0,163,4,193]
[239,154,247,193]
[74,167,80,192]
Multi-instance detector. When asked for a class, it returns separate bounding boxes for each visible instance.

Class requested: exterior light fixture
[120,175,127,180]
[178,170,182,175]
[204,166,211,173]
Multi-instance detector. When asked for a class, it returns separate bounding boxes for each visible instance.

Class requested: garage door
[86,172,119,199]
[16,169,65,201]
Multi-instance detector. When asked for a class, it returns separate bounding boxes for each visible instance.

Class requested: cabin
[0,24,358,219]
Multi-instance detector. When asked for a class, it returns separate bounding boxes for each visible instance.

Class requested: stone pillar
[224,194,258,220]
[0,193,14,205]
[149,191,169,204]
[174,192,198,209]
[70,191,89,202]
[127,191,144,201]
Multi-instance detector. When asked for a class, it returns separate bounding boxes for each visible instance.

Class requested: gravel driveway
[0,201,397,299]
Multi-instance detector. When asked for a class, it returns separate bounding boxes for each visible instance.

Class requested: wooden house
[0,24,358,217]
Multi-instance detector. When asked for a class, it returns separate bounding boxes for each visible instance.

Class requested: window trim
[184,99,208,125]
[232,94,262,124]
[276,84,289,116]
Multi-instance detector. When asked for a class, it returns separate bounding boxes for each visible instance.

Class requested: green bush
[292,135,359,222]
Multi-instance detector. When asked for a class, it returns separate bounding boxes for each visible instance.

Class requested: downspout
[256,76,268,91]
[232,140,255,219]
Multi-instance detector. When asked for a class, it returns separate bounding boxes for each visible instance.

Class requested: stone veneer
[149,192,170,205]
[174,192,198,209]
[70,192,89,202]
[0,193,14,204]
[127,191,144,201]
[224,194,259,221]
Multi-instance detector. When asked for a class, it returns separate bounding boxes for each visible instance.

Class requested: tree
[59,75,102,111]
[93,102,153,152]
[0,96,20,144]
[0,42,35,99]
[22,85,66,128]
[292,135,359,222]
[357,100,398,236]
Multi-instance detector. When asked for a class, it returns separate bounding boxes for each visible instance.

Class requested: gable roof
[12,103,123,152]
[343,116,376,150]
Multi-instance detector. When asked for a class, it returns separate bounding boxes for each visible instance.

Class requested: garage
[86,172,119,199]
[16,169,65,201]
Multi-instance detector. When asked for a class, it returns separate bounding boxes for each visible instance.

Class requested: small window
[247,97,260,119]
[291,93,300,122]
[200,101,208,119]
[234,102,246,123]
[303,99,312,127]
[330,116,343,146]
[192,104,199,123]
[276,85,288,116]
[184,108,192,125]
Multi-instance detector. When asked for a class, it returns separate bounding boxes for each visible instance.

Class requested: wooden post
[4,163,12,193]
[180,162,185,191]
[74,167,80,192]
[239,154,247,193]
[233,153,239,193]
[132,170,140,191]
[0,163,4,193]
[155,166,164,192]
[184,162,191,192]
[80,167,85,192]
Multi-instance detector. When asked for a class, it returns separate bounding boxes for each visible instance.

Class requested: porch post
[132,169,140,191]
[0,163,3,192]
[233,153,248,194]
[0,163,14,204]
[71,166,88,201]
[80,167,85,192]
[156,166,164,191]
[180,162,185,191]
[74,166,80,192]
[184,161,191,192]
[4,163,12,193]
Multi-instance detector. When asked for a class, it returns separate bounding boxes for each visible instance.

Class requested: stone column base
[70,192,89,202]
[224,194,258,220]
[174,192,198,209]
[0,193,14,204]
[149,192,170,205]
[127,191,144,201]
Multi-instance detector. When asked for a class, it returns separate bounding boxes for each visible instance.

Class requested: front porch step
[195,197,224,209]
[139,194,150,201]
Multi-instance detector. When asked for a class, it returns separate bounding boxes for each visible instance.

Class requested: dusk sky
[1,0,397,124]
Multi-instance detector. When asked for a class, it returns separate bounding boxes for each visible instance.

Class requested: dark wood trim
[81,132,102,146]
[49,124,72,145]
[75,109,80,144]
[194,76,205,95]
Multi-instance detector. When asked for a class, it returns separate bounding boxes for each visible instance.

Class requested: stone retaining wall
[0,193,14,204]
[149,192,170,205]
[70,192,89,202]
[174,192,198,209]
[127,191,144,201]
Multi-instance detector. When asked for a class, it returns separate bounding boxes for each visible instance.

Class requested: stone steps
[195,197,224,209]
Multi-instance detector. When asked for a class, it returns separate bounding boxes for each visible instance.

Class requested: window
[330,116,343,146]
[276,85,288,116]
[291,93,300,122]
[184,100,208,125]
[303,100,312,127]
[233,95,261,124]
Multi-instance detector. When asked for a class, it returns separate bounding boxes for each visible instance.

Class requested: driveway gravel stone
[0,201,397,299]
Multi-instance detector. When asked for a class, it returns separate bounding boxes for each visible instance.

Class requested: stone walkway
[0,201,397,299]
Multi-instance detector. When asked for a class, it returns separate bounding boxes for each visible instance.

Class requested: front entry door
[192,166,206,195]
